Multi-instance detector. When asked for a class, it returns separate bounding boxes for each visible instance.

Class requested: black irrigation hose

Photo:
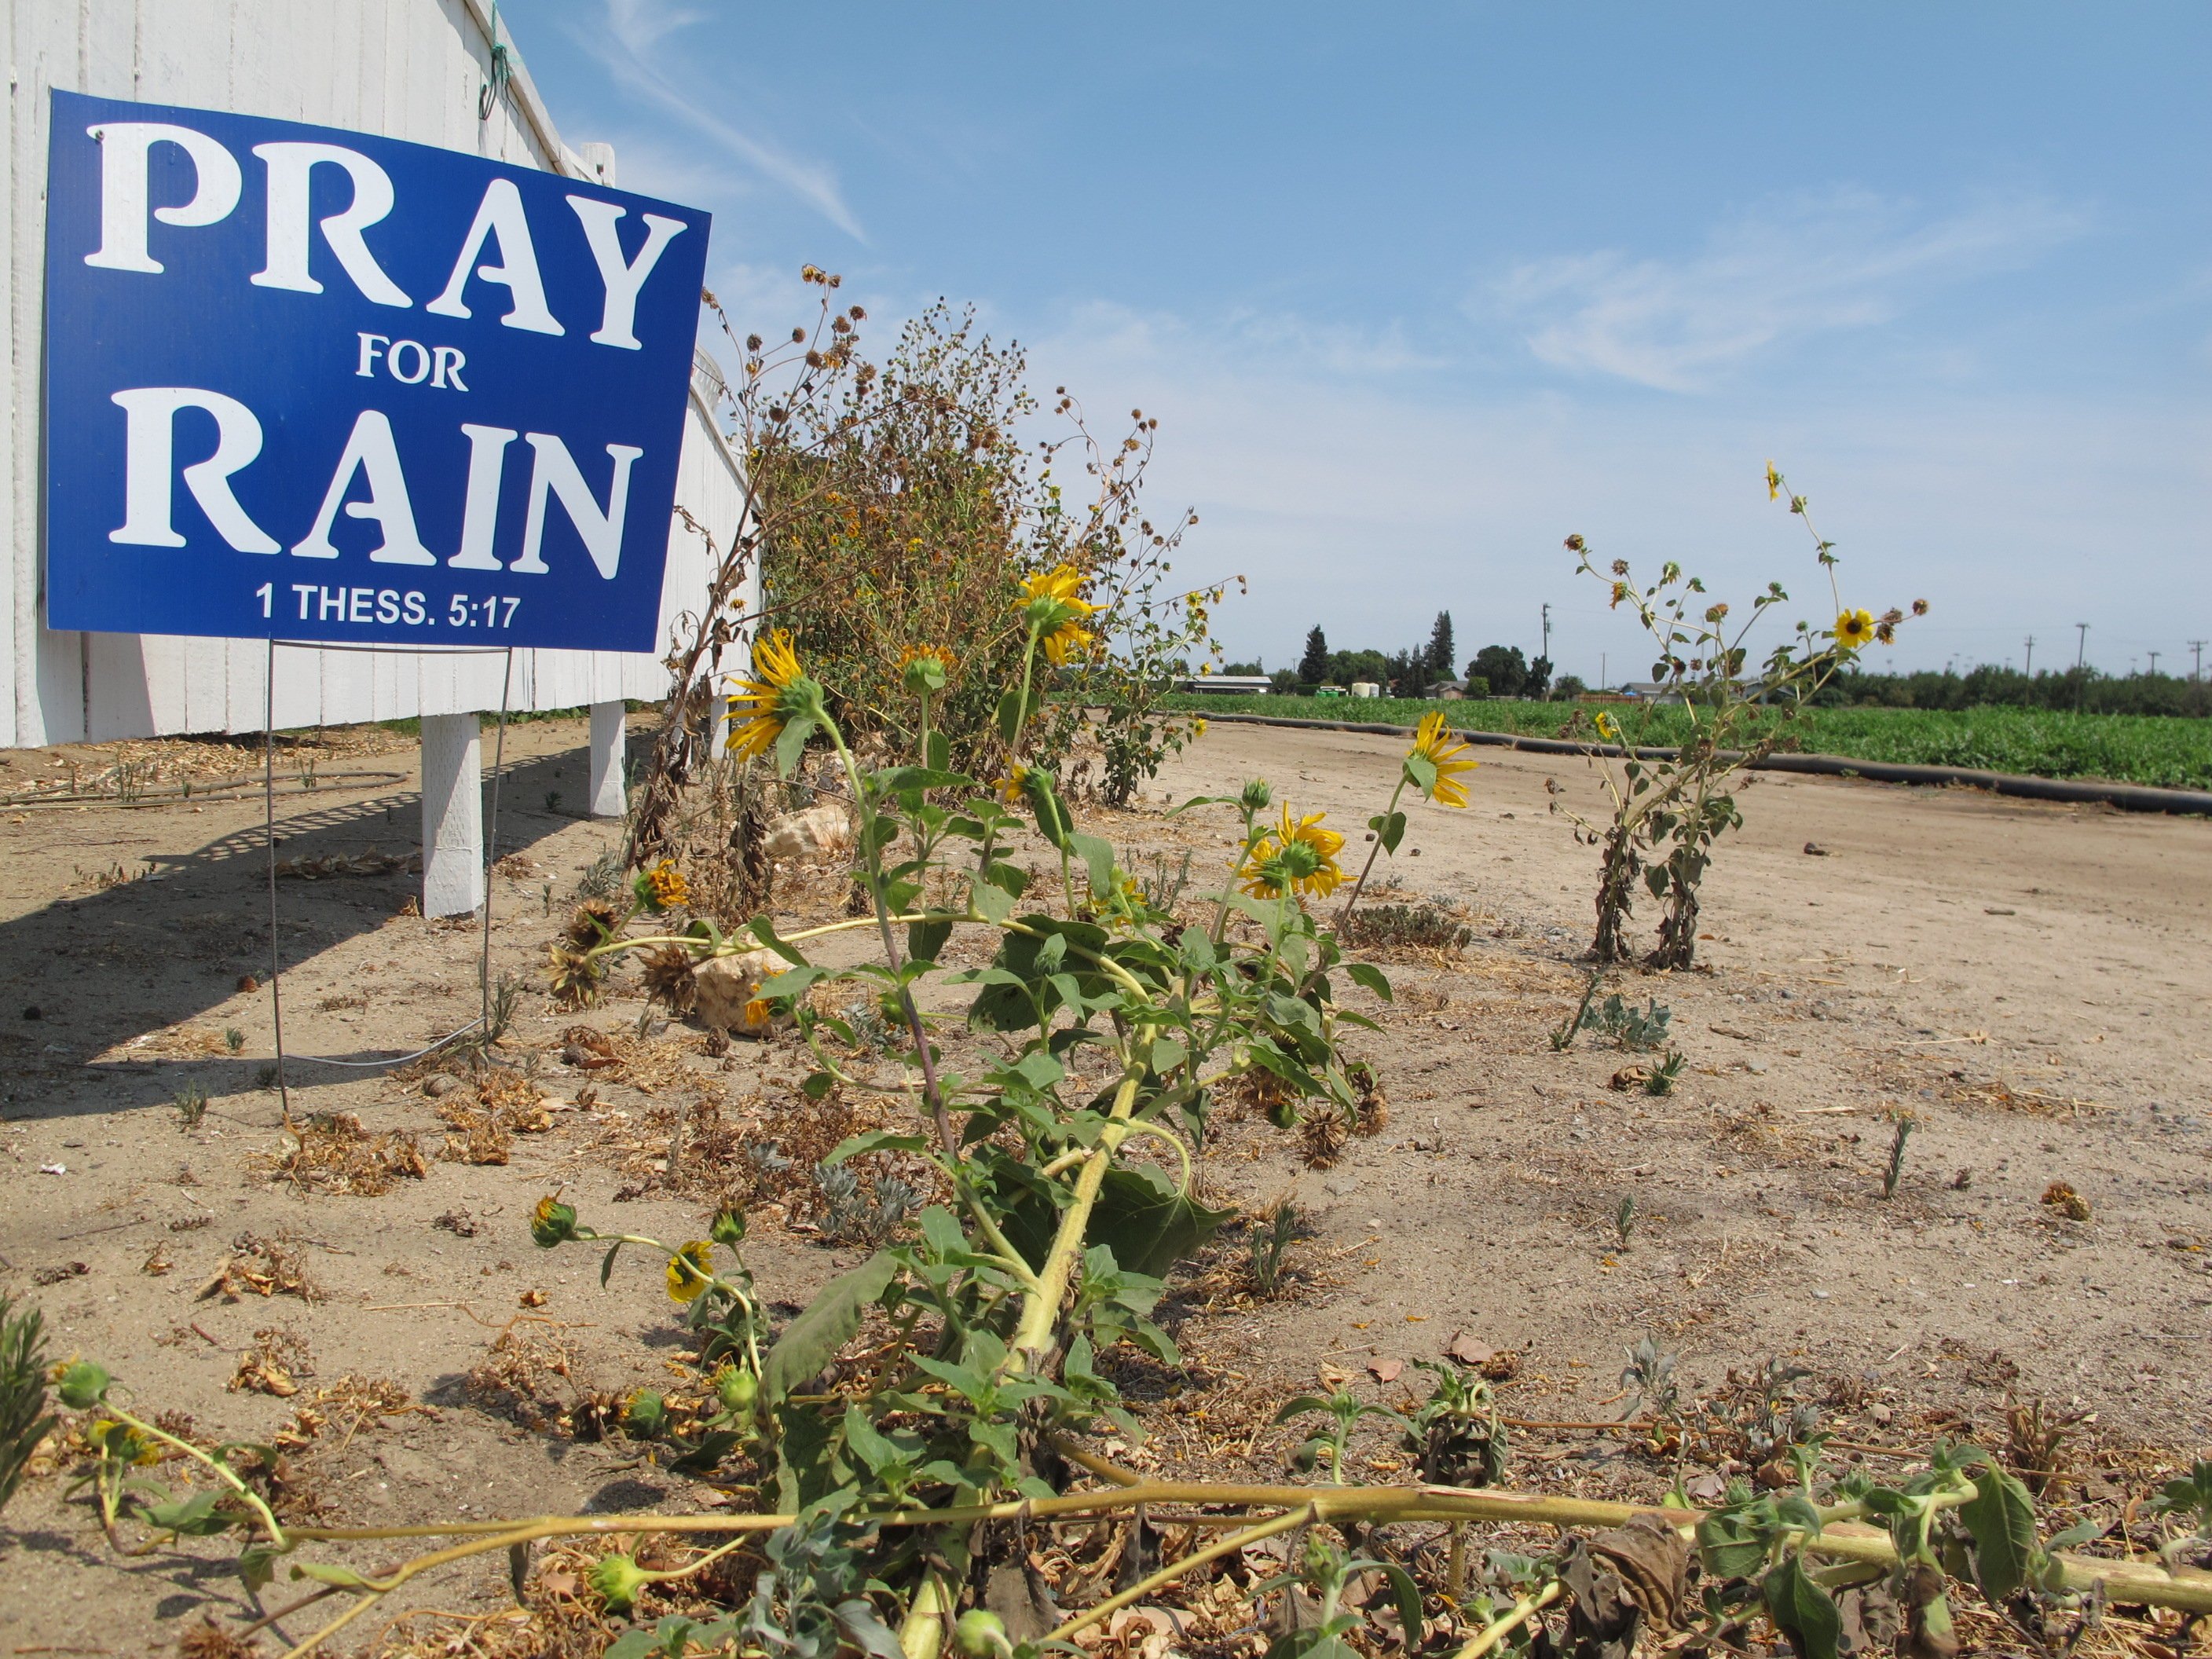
[1196,712,2212,817]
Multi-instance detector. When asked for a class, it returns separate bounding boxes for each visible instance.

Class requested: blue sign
[42,91,712,650]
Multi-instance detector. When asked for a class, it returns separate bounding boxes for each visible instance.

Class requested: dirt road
[0,714,2205,1651]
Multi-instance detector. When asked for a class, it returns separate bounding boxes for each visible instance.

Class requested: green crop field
[1163,695,2212,792]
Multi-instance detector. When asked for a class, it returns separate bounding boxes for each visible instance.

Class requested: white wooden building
[3,2,748,907]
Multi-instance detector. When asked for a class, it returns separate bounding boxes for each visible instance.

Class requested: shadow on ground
[0,746,590,1122]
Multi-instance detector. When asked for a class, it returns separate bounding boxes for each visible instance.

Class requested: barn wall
[2,0,746,746]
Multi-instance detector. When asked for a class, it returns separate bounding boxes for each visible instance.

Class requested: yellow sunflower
[1240,805,1346,901]
[1766,460,1782,501]
[665,1240,716,1304]
[1834,609,1876,650]
[994,763,1028,806]
[727,629,814,760]
[898,643,951,694]
[1408,712,1478,808]
[643,859,688,910]
[1016,566,1100,665]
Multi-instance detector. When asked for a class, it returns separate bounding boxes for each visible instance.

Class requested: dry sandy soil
[0,712,2207,1654]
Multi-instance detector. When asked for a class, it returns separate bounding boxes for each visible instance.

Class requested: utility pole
[1600,651,1607,692]
[2191,640,2207,683]
[2147,650,2161,676]
[2075,622,2089,670]
[2023,635,2034,676]
[1540,604,1552,698]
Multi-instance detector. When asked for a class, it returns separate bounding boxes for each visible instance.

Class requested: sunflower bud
[621,1389,668,1441]
[530,1196,578,1249]
[588,1551,650,1616]
[709,1206,747,1246]
[1239,778,1273,813]
[716,1365,759,1418]
[954,1610,1013,1658]
[55,1361,111,1410]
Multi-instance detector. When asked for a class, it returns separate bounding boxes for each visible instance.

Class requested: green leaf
[139,1489,230,1536]
[1070,833,1119,896]
[761,1251,899,1406]
[996,686,1030,745]
[925,731,950,772]
[745,915,808,965]
[907,917,953,965]
[599,1240,625,1287]
[1376,1561,1425,1647]
[238,1543,283,1595]
[292,1560,379,1590]
[971,881,1014,924]
[1273,1393,1337,1425]
[1401,753,1437,794]
[772,712,817,778]
[825,1130,930,1166]
[1960,1463,2041,1600]
[1343,962,1393,1002]
[1370,811,1407,855]
[1696,1504,1772,1581]
[1761,1554,1841,1659]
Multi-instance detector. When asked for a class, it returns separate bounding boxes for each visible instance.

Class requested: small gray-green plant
[1550,967,1606,1051]
[1136,848,1194,914]
[2150,1460,2212,1571]
[813,1165,917,1247]
[222,1027,244,1055]
[1276,1386,1406,1485]
[1619,1335,1682,1430]
[1614,1194,1638,1250]
[172,1080,208,1130]
[1340,899,1473,953]
[1580,992,1673,1050]
[1253,1530,1423,1659]
[0,1295,55,1513]
[577,845,624,901]
[1402,1358,1508,1485]
[1247,1197,1310,1298]
[1644,1049,1685,1096]
[1884,1113,1914,1199]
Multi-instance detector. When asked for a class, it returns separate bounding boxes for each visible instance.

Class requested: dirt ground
[1,712,2207,1654]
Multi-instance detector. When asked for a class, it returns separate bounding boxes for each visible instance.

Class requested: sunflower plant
[1555,464,1925,968]
[496,583,1430,1650]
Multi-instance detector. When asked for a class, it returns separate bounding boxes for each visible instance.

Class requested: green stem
[108,1405,287,1547]
[1456,1579,1563,1659]
[1002,1057,1147,1375]
[1335,775,1409,925]
[1047,1504,1314,1646]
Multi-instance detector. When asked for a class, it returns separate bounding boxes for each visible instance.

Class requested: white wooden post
[588,699,628,818]
[420,713,483,917]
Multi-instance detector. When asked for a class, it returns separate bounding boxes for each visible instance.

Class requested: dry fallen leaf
[518,1288,548,1309]
[1367,1358,1404,1384]
[1446,1330,1494,1367]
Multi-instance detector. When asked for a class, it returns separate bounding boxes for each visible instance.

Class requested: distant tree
[1327,648,1390,687]
[1269,668,1301,693]
[1554,673,1588,699]
[1467,644,1528,698]
[1388,641,1438,698]
[1222,661,1264,676]
[1525,654,1553,698]
[1463,674,1491,699]
[1298,627,1330,684]
[1426,611,1456,676]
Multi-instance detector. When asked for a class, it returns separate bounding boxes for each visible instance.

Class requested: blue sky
[520,2,2210,683]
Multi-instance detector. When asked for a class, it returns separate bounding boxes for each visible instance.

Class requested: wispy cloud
[594,0,866,241]
[1485,189,2087,392]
